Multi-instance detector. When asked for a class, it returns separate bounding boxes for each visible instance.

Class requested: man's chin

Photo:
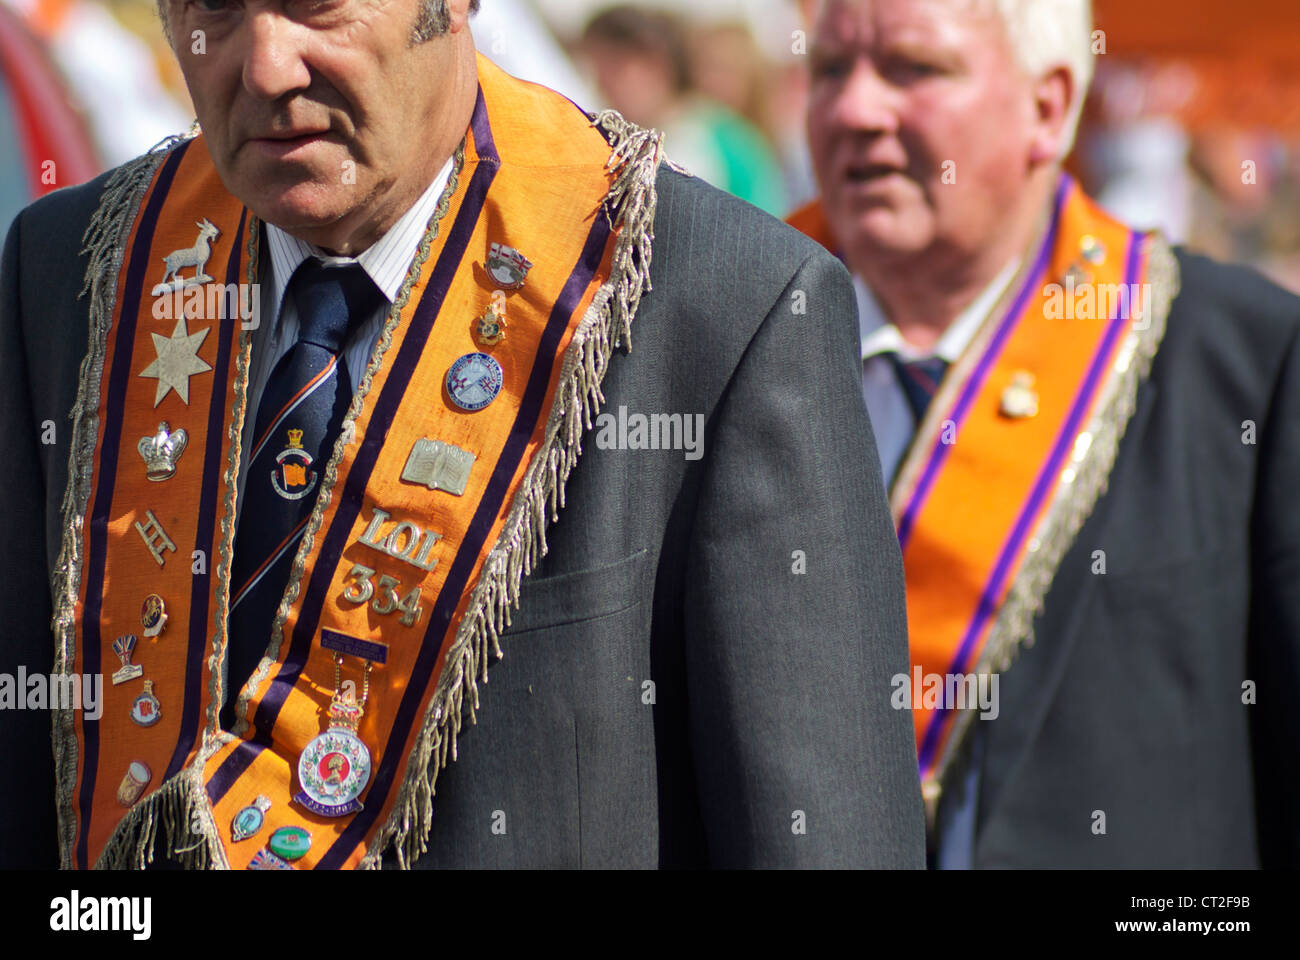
[237,180,353,234]
[833,209,933,265]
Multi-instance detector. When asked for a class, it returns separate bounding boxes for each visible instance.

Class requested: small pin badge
[401,438,476,496]
[131,680,162,727]
[1080,234,1107,265]
[485,242,532,290]
[474,305,507,347]
[111,635,144,685]
[445,353,503,412]
[268,825,313,862]
[231,795,273,842]
[999,371,1040,420]
[138,422,188,481]
[116,761,152,808]
[141,594,168,639]
[248,848,294,871]
[272,428,318,501]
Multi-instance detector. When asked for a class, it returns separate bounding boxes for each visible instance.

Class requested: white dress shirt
[236,156,454,513]
[855,257,1022,485]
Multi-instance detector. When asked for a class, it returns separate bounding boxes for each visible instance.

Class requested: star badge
[139,316,212,407]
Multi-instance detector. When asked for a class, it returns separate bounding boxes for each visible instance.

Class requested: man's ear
[1028,65,1075,165]
[447,0,475,34]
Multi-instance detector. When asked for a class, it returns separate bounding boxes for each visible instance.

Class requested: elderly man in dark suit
[791,0,1300,868]
[0,0,922,868]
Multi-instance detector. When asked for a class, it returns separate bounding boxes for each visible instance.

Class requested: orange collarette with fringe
[54,55,663,869]
[790,177,1177,818]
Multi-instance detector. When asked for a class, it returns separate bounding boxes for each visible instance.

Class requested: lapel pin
[445,352,503,412]
[231,796,273,843]
[485,242,532,290]
[999,371,1040,420]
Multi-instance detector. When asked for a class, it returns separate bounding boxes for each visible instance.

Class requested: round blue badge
[446,352,504,412]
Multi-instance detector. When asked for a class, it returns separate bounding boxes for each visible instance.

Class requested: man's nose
[830,60,900,135]
[242,12,312,101]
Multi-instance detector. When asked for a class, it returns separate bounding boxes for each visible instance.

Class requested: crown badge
[286,428,305,450]
[137,422,188,481]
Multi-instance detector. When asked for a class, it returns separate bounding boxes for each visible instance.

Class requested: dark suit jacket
[0,161,925,868]
[937,249,1300,868]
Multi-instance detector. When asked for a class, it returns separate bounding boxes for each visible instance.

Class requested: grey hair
[988,0,1095,158]
[411,0,480,44]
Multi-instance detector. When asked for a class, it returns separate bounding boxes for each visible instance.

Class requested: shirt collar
[264,155,454,311]
[855,256,1021,364]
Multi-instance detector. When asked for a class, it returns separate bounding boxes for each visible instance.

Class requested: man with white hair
[793,0,1300,867]
[0,0,924,868]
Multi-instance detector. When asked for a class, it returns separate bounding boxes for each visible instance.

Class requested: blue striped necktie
[885,353,950,424]
[224,259,383,728]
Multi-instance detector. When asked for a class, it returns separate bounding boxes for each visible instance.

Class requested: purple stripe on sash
[318,197,614,870]
[74,140,191,868]
[917,227,1143,774]
[204,739,263,804]
[166,208,246,781]
[897,175,1072,549]
[204,88,498,806]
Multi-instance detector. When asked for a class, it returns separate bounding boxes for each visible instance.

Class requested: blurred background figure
[5,0,1295,285]
[0,1,98,237]
[578,4,788,215]
[468,0,597,106]
[1078,0,1300,291]
[4,0,188,163]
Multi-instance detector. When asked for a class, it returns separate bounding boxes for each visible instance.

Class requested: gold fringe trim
[358,111,664,869]
[93,766,227,870]
[50,131,198,870]
[925,233,1181,811]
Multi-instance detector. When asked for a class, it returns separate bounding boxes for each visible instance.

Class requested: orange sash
[791,176,1178,812]
[53,55,663,869]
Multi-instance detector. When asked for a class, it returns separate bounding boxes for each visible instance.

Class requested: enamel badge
[485,242,532,290]
[248,848,294,871]
[271,429,319,500]
[445,353,503,412]
[474,305,507,347]
[294,697,372,818]
[130,680,161,727]
[268,826,313,862]
[141,594,168,639]
[116,761,151,808]
[111,635,143,685]
[231,796,272,842]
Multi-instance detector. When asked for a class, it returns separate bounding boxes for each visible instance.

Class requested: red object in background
[0,3,99,200]
[1093,0,1300,132]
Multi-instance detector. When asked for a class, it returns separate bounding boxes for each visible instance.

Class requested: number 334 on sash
[340,564,424,627]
